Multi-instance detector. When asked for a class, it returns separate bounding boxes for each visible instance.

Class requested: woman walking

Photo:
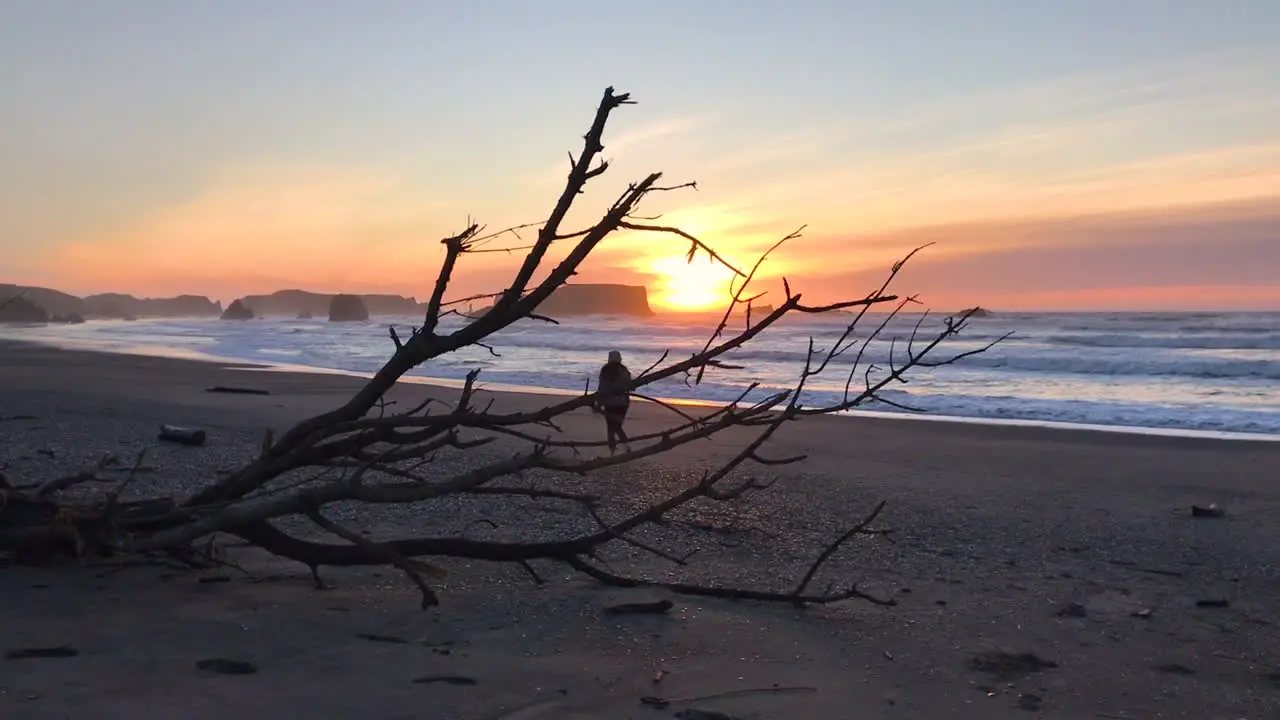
[596,350,632,453]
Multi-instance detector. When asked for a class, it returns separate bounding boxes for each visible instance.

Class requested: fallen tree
[0,87,1005,608]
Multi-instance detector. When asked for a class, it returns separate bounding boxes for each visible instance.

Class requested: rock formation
[220,299,254,320]
[240,290,423,318]
[527,284,654,317]
[959,306,992,318]
[0,295,50,323]
[730,303,775,316]
[360,294,427,315]
[0,284,223,319]
[328,294,370,322]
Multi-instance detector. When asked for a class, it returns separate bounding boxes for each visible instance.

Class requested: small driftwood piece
[5,646,80,659]
[158,425,207,446]
[206,386,271,396]
[641,685,818,709]
[196,658,258,675]
[603,599,674,616]
[412,675,479,686]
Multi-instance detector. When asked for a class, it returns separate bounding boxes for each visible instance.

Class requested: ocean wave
[392,364,1280,435]
[699,344,1280,381]
[951,352,1280,380]
[853,390,1280,435]
[1045,333,1280,350]
[4,311,1279,436]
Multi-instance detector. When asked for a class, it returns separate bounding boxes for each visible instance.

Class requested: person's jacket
[597,362,632,411]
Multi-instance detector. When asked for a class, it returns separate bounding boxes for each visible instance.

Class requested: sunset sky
[2,1,1277,312]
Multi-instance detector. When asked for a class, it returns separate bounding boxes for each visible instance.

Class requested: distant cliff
[84,293,222,318]
[239,290,423,317]
[472,284,654,318]
[0,283,651,321]
[530,284,653,317]
[0,284,222,319]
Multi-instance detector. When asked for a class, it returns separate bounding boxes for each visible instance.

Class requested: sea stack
[328,294,369,322]
[220,299,254,320]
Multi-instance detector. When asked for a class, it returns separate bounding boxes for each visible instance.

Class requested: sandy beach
[1,339,1278,719]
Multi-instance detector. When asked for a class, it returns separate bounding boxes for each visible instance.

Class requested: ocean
[3,310,1278,440]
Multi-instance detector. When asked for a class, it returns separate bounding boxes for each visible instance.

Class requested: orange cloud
[41,163,469,299]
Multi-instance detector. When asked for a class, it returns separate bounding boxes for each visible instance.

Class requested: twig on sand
[1106,559,1184,577]
[641,685,818,708]
[412,675,478,686]
[603,599,674,615]
[5,646,80,659]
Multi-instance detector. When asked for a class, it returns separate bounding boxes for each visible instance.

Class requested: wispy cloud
[608,113,719,155]
[522,112,718,192]
[694,46,1280,193]
[695,102,1280,245]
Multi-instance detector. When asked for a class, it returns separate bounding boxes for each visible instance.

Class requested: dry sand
[1,339,1278,719]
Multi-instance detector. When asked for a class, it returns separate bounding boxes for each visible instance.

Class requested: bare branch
[618,221,746,277]
[303,502,444,609]
[422,224,481,333]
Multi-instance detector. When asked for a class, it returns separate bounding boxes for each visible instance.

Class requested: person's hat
[608,350,622,364]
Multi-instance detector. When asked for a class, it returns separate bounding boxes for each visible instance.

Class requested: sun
[647,254,739,311]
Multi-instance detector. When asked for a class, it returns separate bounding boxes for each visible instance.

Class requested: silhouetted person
[596,349,632,453]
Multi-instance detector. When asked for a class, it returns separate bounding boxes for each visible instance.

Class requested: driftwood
[157,425,207,446]
[206,386,271,396]
[0,87,1006,608]
[0,492,177,564]
[1,452,175,565]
